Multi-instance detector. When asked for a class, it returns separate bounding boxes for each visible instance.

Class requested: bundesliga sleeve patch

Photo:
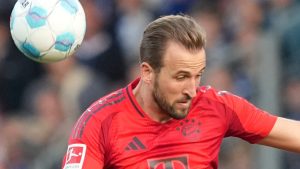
[64,144,86,169]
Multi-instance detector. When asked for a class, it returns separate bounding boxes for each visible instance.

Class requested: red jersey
[62,79,277,169]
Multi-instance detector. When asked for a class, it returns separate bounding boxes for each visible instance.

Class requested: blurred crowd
[0,0,300,168]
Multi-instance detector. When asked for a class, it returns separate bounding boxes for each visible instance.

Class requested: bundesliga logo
[64,144,86,169]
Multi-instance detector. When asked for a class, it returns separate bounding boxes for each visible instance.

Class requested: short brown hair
[140,14,206,72]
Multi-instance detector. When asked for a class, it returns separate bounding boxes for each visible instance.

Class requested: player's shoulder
[197,85,246,106]
[197,85,224,97]
[85,88,127,120]
[69,89,128,140]
[196,85,236,102]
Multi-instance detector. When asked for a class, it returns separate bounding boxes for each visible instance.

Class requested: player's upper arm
[62,142,104,169]
[62,113,105,169]
[214,90,277,143]
[258,117,300,153]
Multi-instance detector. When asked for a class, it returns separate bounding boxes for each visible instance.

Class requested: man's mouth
[176,99,191,108]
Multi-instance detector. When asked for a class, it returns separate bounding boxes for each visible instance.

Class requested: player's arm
[257,117,300,153]
[62,143,104,169]
[62,113,105,169]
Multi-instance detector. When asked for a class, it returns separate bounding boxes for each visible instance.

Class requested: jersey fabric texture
[62,78,277,169]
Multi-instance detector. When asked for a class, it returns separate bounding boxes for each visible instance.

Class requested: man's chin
[170,109,189,120]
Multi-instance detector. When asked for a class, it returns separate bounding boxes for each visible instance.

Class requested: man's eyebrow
[200,67,206,73]
[176,70,191,74]
[175,67,206,75]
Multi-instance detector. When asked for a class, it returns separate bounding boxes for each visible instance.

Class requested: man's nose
[183,79,198,98]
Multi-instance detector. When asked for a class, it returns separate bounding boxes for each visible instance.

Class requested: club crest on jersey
[176,118,201,140]
[64,144,86,169]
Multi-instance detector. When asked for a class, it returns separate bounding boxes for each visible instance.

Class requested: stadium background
[0,0,300,168]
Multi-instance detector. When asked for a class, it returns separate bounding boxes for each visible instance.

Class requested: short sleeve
[221,91,278,143]
[62,114,105,169]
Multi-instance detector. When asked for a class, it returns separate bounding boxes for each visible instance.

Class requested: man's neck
[132,81,172,123]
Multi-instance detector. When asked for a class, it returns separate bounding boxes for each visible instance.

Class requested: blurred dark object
[0,1,44,114]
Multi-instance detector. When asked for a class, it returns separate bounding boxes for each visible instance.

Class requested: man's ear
[140,62,154,84]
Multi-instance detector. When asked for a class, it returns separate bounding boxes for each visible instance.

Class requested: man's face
[152,41,206,119]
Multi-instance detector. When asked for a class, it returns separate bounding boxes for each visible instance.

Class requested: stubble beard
[152,78,191,120]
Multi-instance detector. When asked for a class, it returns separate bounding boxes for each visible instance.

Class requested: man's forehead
[162,42,206,72]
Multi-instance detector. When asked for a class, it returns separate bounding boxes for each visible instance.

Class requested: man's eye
[176,75,185,80]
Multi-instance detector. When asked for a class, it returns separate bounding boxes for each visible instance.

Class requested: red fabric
[62,79,277,169]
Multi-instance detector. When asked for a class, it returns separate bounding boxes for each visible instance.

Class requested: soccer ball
[10,0,86,63]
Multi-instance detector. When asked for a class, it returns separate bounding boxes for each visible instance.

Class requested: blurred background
[1,0,300,168]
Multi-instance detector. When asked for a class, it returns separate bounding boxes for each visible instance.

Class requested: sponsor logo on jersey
[64,144,86,169]
[147,155,189,169]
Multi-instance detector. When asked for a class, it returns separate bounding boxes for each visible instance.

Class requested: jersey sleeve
[220,91,278,143]
[62,113,105,169]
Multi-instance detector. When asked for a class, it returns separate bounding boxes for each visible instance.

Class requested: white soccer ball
[10,0,86,63]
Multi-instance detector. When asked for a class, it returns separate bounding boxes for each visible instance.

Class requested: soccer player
[62,15,300,169]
